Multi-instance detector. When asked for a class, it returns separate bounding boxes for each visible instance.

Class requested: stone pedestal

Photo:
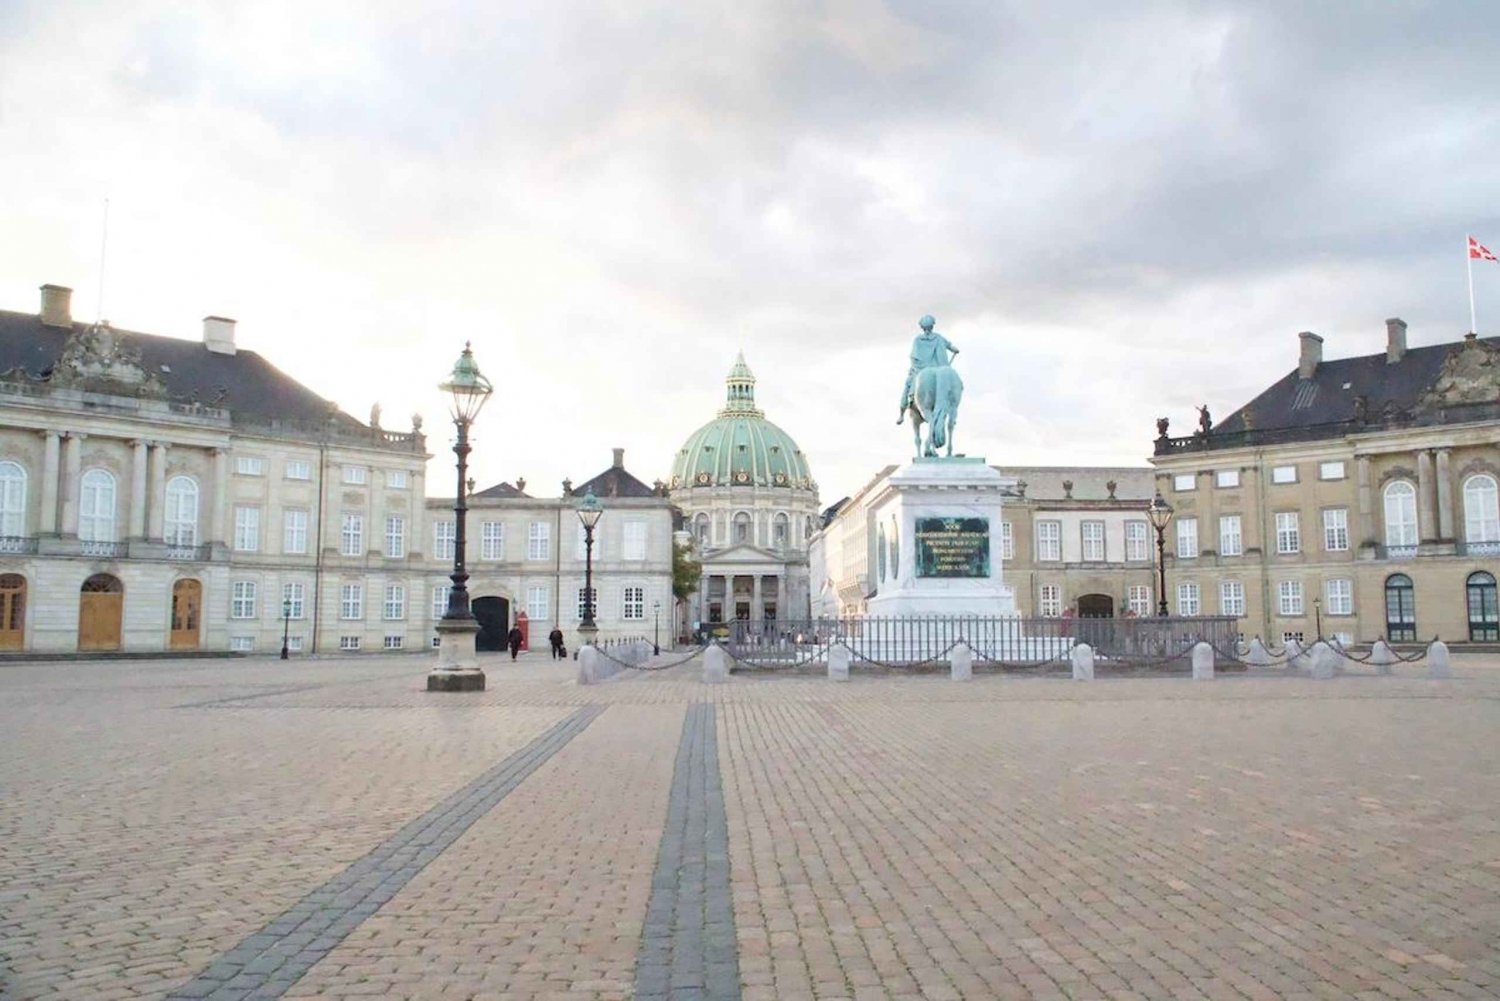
[1191,642,1215,680]
[428,617,485,692]
[950,643,973,681]
[1071,643,1095,681]
[864,457,1017,619]
[703,645,730,684]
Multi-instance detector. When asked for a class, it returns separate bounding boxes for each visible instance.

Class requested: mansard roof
[472,480,530,499]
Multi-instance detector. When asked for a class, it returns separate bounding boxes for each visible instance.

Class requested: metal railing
[0,536,37,554]
[79,540,125,558]
[164,544,211,561]
[1457,540,1500,557]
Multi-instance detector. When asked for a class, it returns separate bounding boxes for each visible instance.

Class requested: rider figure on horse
[897,315,959,424]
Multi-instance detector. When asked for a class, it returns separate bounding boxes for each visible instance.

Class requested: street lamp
[1313,596,1322,639]
[280,598,292,660]
[428,342,494,693]
[653,599,661,656]
[1147,491,1174,617]
[576,489,603,647]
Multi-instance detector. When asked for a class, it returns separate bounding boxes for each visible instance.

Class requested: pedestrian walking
[506,625,524,661]
[548,626,565,660]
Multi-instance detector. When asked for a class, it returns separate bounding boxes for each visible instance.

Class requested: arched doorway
[79,573,124,652]
[1076,593,1115,649]
[1384,573,1416,642]
[1467,571,1498,642]
[0,573,25,651]
[1077,594,1114,618]
[472,596,510,652]
[170,579,202,651]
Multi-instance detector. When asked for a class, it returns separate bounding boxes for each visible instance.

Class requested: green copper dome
[670,354,815,491]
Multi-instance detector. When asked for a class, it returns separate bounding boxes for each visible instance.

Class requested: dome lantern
[721,351,761,416]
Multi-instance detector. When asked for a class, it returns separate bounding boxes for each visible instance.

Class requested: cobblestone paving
[1,653,1498,1000]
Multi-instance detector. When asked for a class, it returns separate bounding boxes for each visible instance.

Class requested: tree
[671,539,702,603]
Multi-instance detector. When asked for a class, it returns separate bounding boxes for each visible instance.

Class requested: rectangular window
[1038,584,1062,617]
[234,456,263,476]
[1125,521,1149,561]
[1282,631,1305,645]
[432,583,451,619]
[1323,508,1349,552]
[385,516,405,558]
[1326,578,1353,616]
[528,521,551,560]
[341,514,364,556]
[283,509,308,554]
[1219,515,1243,556]
[340,583,363,620]
[231,581,257,619]
[1173,473,1196,492]
[1127,585,1152,616]
[282,581,305,620]
[1319,461,1346,481]
[527,585,549,621]
[285,460,311,481]
[386,470,408,489]
[1215,469,1240,488]
[383,584,406,620]
[1176,582,1200,616]
[434,521,455,561]
[1272,465,1297,484]
[1275,512,1300,554]
[622,585,645,620]
[339,635,362,651]
[230,636,255,652]
[383,635,404,650]
[623,520,647,561]
[233,506,260,552]
[480,521,505,560]
[1001,521,1014,561]
[287,635,305,652]
[1278,579,1304,616]
[1036,521,1061,562]
[577,586,598,620]
[1176,518,1198,559]
[1080,521,1105,561]
[342,466,367,485]
[1220,580,1245,617]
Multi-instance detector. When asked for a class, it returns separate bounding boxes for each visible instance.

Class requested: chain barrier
[587,643,710,672]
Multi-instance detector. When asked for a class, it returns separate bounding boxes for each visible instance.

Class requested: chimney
[1298,331,1323,380]
[1385,317,1407,364]
[203,315,237,355]
[39,284,72,327]
[612,447,625,469]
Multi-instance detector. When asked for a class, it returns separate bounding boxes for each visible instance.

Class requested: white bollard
[1070,643,1094,681]
[1427,639,1452,680]
[1308,641,1338,680]
[1370,639,1397,675]
[1191,641,1215,680]
[577,646,600,685]
[1244,637,1273,667]
[950,642,973,682]
[828,644,851,682]
[702,644,729,684]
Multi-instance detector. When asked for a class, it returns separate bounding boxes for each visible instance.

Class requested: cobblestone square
[2,653,1498,1000]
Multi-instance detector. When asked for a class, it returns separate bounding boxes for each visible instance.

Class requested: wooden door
[79,574,123,652]
[0,574,24,651]
[170,579,202,650]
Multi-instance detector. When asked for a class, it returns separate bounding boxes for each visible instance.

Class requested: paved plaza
[2,653,1499,1001]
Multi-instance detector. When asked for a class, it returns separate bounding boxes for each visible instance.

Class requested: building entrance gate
[79,573,124,652]
[170,579,202,650]
[472,596,511,652]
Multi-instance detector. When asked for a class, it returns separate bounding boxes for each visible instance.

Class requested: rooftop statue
[897,314,964,457]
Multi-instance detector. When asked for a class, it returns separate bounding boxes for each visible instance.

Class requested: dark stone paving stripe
[635,703,741,1001]
[165,704,607,1001]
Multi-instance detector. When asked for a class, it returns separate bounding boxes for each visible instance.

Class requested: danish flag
[1470,236,1498,262]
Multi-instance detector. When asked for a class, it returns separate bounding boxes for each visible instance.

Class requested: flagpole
[1468,235,1478,334]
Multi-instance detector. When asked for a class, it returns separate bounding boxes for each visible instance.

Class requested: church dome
[669,354,815,491]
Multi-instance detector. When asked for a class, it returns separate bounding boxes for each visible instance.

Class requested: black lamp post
[653,599,661,656]
[1313,596,1322,639]
[1147,491,1174,617]
[576,489,603,646]
[280,598,291,660]
[427,342,494,692]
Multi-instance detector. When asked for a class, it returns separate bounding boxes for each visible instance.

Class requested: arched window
[164,476,199,546]
[0,461,25,537]
[694,513,710,547]
[773,512,789,549]
[732,511,751,545]
[79,469,117,542]
[1384,573,1416,642]
[1383,481,1417,548]
[1468,571,1499,642]
[1463,474,1499,546]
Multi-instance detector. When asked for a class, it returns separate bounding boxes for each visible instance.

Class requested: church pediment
[1418,334,1500,411]
[702,542,786,565]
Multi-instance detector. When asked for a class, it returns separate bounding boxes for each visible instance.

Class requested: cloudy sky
[2,1,1497,504]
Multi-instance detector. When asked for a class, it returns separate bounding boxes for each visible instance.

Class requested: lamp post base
[428,617,485,692]
[575,622,599,653]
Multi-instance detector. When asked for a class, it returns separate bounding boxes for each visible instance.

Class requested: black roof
[573,464,658,499]
[472,480,530,499]
[0,309,354,426]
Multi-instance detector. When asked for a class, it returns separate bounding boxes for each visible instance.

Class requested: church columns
[1356,456,1373,547]
[774,575,784,621]
[211,448,230,546]
[752,575,762,625]
[39,431,60,535]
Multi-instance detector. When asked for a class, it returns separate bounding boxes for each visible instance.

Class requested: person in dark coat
[506,625,524,660]
[548,627,565,660]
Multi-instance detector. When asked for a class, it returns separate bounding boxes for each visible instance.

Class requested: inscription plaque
[915,517,990,578]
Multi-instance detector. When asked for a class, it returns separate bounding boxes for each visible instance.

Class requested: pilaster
[1435,448,1454,541]
[147,442,168,541]
[39,430,60,535]
[60,432,84,536]
[129,440,149,540]
[1416,450,1435,543]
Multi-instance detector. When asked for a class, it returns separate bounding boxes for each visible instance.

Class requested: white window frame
[1080,521,1105,562]
[1278,579,1304,616]
[621,585,645,620]
[1220,580,1245,617]
[230,580,257,619]
[283,509,309,555]
[0,461,26,537]
[341,513,364,557]
[1038,584,1062,617]
[528,521,551,561]
[1463,474,1500,544]
[432,584,452,619]
[233,505,260,552]
[383,635,405,650]
[1325,578,1353,616]
[79,469,117,543]
[1176,582,1200,616]
[1219,515,1242,557]
[1318,461,1346,481]
[340,583,364,620]
[527,585,549,621]
[1323,508,1349,552]
[383,583,406,620]
[282,581,306,620]
[229,636,255,652]
[1036,521,1061,562]
[342,466,367,485]
[164,476,199,547]
[386,470,408,489]
[1125,521,1149,561]
[1172,473,1196,492]
[284,459,311,481]
[234,456,264,476]
[384,515,405,558]
[623,520,647,561]
[1384,481,1418,547]
[1001,521,1014,561]
[577,586,599,621]
[1271,465,1297,485]
[1176,518,1198,559]
[480,521,505,561]
[339,635,362,651]
[1215,469,1240,489]
[1275,512,1301,554]
[1127,585,1152,616]
[434,521,455,561]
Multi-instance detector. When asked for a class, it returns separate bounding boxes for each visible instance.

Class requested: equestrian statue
[896,314,964,457]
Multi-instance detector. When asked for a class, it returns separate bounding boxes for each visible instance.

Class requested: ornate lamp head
[576,489,603,531]
[1146,491,1175,532]
[439,341,494,424]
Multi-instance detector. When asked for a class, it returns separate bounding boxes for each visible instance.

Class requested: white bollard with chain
[1427,639,1452,680]
[702,643,729,684]
[1070,643,1094,681]
[950,642,973,682]
[1369,639,1397,675]
[1191,641,1215,680]
[828,644,851,682]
